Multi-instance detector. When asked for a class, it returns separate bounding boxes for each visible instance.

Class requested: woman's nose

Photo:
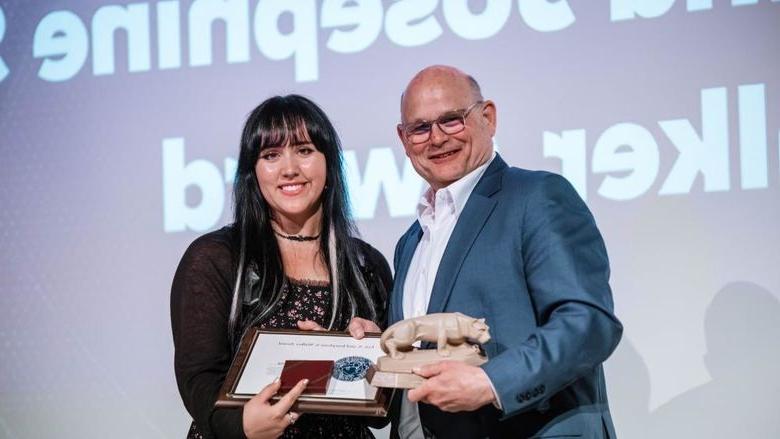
[280,153,300,177]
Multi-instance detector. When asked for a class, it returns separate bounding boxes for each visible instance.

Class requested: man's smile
[428,149,460,162]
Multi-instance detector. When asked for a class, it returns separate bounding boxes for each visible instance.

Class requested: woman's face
[255,138,327,225]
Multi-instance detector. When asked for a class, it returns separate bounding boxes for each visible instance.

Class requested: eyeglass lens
[404,102,481,144]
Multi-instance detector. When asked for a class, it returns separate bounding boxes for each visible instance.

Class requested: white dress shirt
[398,152,497,439]
[402,151,496,320]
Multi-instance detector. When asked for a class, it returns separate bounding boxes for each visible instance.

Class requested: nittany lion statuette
[379,312,491,359]
[368,312,491,389]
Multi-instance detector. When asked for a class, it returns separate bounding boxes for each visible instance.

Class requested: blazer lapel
[425,156,506,315]
[390,222,423,324]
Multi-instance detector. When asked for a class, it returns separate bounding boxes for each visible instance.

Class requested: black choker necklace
[273,229,320,242]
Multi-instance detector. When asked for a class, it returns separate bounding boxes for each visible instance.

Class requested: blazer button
[540,385,546,393]
[524,391,532,400]
[532,388,540,397]
[516,393,526,403]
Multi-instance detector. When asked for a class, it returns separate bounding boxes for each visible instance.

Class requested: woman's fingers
[242,379,285,438]
[252,377,282,404]
[273,378,309,415]
[297,320,326,331]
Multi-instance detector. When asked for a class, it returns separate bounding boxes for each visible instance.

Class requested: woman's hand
[242,378,308,439]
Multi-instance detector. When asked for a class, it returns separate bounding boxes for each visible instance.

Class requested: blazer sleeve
[480,173,623,417]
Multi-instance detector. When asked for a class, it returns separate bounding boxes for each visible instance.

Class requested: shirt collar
[416,150,497,223]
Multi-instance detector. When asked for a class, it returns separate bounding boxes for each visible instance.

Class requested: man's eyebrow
[404,107,467,125]
[439,109,464,116]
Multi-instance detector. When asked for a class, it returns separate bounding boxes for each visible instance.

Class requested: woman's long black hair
[228,95,378,346]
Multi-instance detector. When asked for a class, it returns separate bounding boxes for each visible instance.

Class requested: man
[387,65,623,438]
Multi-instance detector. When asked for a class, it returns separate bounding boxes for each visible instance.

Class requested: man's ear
[396,124,405,144]
[481,100,497,134]
[396,125,412,157]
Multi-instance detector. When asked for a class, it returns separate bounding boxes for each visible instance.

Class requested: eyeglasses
[399,101,484,144]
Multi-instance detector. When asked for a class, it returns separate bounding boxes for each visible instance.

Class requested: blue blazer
[389,155,623,438]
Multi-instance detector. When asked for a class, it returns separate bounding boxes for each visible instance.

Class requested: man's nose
[429,122,448,146]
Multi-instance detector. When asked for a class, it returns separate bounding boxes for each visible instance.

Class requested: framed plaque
[215,328,394,417]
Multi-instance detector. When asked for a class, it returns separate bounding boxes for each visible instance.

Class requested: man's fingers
[347,320,365,339]
[253,378,281,403]
[412,361,445,378]
[297,320,326,331]
[407,384,429,403]
[273,378,309,414]
[349,317,380,332]
[347,317,381,339]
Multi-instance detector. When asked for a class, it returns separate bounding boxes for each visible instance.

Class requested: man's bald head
[400,65,483,116]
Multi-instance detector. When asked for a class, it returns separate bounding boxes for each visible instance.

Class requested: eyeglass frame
[398,101,485,144]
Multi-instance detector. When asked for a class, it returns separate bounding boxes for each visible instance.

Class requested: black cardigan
[170,226,392,438]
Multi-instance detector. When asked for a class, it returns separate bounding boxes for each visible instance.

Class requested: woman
[171,95,391,439]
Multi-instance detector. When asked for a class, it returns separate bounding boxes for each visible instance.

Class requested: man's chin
[428,170,466,187]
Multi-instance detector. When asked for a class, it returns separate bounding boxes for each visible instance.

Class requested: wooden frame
[215,328,394,417]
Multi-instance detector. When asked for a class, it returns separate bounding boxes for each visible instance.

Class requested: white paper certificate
[234,332,383,401]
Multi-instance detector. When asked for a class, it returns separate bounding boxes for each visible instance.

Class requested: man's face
[398,74,496,191]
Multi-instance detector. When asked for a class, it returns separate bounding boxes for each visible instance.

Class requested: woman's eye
[260,151,279,160]
[298,146,314,155]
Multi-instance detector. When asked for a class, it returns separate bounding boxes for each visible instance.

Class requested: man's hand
[347,317,381,339]
[296,320,326,331]
[407,361,497,412]
[297,318,380,340]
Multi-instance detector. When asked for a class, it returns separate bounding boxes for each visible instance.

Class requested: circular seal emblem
[332,356,372,382]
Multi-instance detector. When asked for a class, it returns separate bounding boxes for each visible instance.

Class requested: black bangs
[254,96,328,152]
[256,111,311,151]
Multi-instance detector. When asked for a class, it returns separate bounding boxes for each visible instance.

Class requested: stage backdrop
[1,1,778,438]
